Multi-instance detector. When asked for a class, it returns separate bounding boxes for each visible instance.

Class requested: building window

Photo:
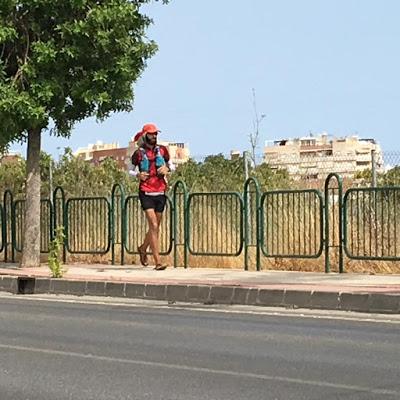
[300,152,317,158]
[301,140,315,147]
[301,174,319,180]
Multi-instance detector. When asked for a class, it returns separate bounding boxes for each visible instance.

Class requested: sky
[11,0,400,159]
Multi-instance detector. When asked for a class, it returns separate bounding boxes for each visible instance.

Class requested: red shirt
[131,145,170,193]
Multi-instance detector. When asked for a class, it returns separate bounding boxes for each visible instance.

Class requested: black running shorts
[139,192,167,213]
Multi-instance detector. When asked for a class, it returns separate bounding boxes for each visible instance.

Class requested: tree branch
[248,88,266,167]
[11,17,30,88]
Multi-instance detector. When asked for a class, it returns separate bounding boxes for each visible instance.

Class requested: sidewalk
[0,263,400,314]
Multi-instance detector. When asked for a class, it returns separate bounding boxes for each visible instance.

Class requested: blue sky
[11,0,400,159]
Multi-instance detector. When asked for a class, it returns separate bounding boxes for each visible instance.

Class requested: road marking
[1,292,400,324]
[0,343,397,396]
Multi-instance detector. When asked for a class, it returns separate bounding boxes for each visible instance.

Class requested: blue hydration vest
[139,146,165,173]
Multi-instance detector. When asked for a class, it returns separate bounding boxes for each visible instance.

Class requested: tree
[53,148,138,197]
[354,166,400,187]
[248,88,266,167]
[0,155,26,196]
[253,162,292,191]
[380,166,400,186]
[199,154,244,192]
[0,0,166,267]
[169,158,202,191]
[169,153,292,193]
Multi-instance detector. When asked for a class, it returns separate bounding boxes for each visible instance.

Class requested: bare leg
[142,210,163,265]
[140,212,163,252]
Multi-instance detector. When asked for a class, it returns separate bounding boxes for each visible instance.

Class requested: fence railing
[65,197,111,254]
[260,189,324,258]
[324,173,344,273]
[187,192,243,256]
[343,187,400,261]
[123,195,173,256]
[0,203,3,253]
[1,176,400,270]
[14,200,53,253]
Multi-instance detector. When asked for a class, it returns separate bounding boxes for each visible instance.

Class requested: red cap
[133,123,160,142]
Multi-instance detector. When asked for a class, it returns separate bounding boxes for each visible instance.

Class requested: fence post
[111,184,125,266]
[53,187,66,263]
[0,204,3,255]
[3,190,15,262]
[324,174,344,273]
[243,177,261,271]
[172,180,188,268]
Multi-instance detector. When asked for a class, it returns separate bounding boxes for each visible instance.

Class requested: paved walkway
[1,263,400,313]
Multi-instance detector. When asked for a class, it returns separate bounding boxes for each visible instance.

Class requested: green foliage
[0,0,165,151]
[0,148,139,198]
[354,167,400,187]
[53,148,138,196]
[48,225,66,278]
[354,169,372,183]
[169,154,293,192]
[39,151,55,196]
[0,156,26,196]
[380,166,400,186]
[253,162,292,191]
[170,155,242,192]
[0,150,294,198]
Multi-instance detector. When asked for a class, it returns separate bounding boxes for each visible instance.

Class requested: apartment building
[264,133,383,179]
[158,140,190,165]
[74,141,120,161]
[75,139,190,170]
[0,151,23,165]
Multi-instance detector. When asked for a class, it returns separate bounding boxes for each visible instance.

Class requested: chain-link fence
[382,151,400,169]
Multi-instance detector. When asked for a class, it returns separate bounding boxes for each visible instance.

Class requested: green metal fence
[1,176,400,270]
[13,200,53,253]
[172,180,188,268]
[65,197,111,254]
[343,187,400,261]
[0,204,3,253]
[53,186,66,262]
[3,190,15,262]
[260,189,324,258]
[244,178,261,271]
[324,173,344,273]
[186,192,244,256]
[111,184,125,265]
[123,195,173,255]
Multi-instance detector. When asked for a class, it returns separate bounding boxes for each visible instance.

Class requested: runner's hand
[139,172,149,181]
[157,165,169,176]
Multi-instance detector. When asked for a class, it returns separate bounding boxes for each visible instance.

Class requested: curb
[0,276,399,314]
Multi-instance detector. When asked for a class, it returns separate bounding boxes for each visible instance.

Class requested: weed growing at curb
[48,226,66,278]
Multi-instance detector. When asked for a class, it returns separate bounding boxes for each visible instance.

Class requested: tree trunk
[20,129,42,268]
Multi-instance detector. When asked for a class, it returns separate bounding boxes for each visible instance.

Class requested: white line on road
[0,343,397,396]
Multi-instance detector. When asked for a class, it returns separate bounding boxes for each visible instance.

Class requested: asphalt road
[0,294,399,400]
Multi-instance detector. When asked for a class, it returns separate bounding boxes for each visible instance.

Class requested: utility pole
[49,160,53,204]
[243,150,250,180]
[49,147,62,204]
[371,149,377,188]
